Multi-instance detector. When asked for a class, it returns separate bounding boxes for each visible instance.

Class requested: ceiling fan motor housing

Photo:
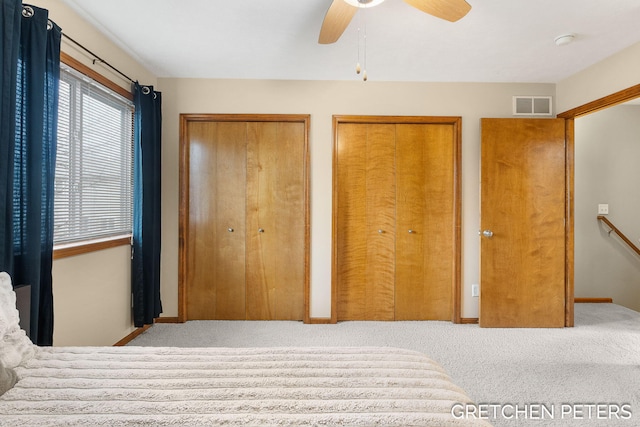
[343,0,385,7]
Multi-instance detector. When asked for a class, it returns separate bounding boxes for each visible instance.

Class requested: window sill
[53,235,131,260]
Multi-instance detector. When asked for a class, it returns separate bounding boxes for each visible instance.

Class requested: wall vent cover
[513,96,553,116]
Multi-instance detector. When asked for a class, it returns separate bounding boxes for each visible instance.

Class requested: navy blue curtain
[0,2,60,346]
[132,83,162,327]
[0,0,21,280]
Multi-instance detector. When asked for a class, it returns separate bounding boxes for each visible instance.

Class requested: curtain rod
[62,32,134,84]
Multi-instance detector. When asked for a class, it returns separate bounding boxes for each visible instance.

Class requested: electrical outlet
[471,284,479,297]
[598,204,609,215]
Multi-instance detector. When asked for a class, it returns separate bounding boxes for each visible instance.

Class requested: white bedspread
[0,345,491,426]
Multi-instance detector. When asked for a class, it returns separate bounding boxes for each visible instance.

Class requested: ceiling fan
[318,0,472,44]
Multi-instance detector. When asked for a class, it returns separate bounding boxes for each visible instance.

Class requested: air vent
[513,96,553,116]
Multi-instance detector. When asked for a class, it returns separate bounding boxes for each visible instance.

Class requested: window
[54,63,134,245]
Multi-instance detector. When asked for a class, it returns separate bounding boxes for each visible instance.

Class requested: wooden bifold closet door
[180,115,309,322]
[333,116,461,322]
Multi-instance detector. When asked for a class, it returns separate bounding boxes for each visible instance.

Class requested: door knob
[258,228,264,233]
[228,227,234,232]
[408,229,414,234]
[378,229,384,234]
[482,230,494,238]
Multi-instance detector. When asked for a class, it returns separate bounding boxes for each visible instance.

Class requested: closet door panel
[336,123,395,320]
[186,122,216,320]
[336,124,368,320]
[273,122,306,320]
[187,121,246,320]
[365,124,396,320]
[422,124,454,320]
[246,122,305,320]
[396,124,453,320]
[211,122,248,319]
[246,122,277,319]
[395,124,426,320]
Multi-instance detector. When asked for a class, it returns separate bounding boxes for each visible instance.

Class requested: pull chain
[363,9,368,82]
[356,9,361,74]
[355,3,370,81]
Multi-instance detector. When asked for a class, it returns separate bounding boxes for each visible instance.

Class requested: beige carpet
[130,304,640,426]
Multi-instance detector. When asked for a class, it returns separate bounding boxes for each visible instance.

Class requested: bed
[0,272,491,426]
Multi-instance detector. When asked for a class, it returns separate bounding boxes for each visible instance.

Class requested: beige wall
[574,105,640,311]
[558,40,640,311]
[557,41,640,113]
[32,0,156,91]
[157,79,555,320]
[28,0,156,346]
[52,246,133,346]
[30,1,640,345]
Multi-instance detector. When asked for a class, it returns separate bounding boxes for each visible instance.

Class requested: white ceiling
[60,0,640,83]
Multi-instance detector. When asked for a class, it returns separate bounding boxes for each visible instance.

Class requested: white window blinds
[54,63,134,244]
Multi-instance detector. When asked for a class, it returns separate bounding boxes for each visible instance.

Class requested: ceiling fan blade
[318,0,358,44]
[404,0,471,22]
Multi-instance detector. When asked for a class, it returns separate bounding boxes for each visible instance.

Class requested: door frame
[559,82,640,327]
[331,115,463,323]
[178,114,311,323]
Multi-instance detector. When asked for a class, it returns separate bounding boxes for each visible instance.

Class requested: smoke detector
[554,34,575,46]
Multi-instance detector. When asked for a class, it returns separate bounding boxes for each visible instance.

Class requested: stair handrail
[597,215,640,257]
